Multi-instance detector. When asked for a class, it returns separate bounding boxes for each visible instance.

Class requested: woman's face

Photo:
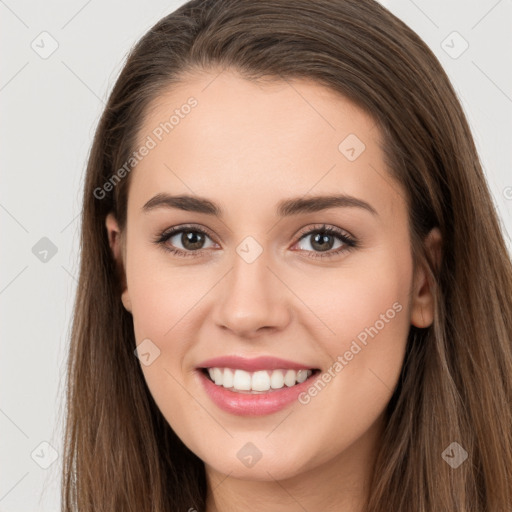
[107,69,435,485]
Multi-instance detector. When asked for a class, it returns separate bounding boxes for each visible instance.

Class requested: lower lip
[196,369,318,416]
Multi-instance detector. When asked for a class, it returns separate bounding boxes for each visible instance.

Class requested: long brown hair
[61,1,512,510]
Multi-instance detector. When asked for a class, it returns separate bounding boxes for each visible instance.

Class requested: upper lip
[196,355,317,372]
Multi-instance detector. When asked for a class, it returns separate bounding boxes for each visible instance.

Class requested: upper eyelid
[296,223,354,240]
[161,223,217,242]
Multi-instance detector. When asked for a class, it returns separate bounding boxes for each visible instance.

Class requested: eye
[153,223,358,260]
[292,224,357,259]
[153,224,217,258]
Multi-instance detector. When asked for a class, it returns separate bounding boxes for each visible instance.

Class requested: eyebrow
[142,193,378,217]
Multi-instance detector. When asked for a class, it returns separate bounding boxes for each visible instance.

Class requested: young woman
[61,0,512,511]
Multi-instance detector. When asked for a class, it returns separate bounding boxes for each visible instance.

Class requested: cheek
[125,239,208,343]
[295,244,413,349]
[291,248,413,452]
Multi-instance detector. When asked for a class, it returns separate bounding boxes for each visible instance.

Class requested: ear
[105,213,132,313]
[410,227,442,328]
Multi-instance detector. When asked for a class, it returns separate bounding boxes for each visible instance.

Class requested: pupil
[182,231,204,250]
[312,233,333,252]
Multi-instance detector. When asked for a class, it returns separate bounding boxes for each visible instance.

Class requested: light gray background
[1,0,511,510]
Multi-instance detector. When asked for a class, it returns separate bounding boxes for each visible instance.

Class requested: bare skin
[106,68,440,512]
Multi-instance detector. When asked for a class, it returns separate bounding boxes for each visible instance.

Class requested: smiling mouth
[200,367,321,394]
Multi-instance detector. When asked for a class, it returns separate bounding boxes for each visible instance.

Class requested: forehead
[129,69,404,221]
[137,68,379,148]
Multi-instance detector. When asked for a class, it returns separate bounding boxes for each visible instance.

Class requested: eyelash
[153,223,358,260]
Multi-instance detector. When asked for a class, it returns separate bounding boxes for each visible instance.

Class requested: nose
[212,248,292,339]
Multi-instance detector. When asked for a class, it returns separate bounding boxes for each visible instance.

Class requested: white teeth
[284,369,296,387]
[213,367,223,386]
[296,369,308,383]
[233,369,252,390]
[270,370,285,389]
[205,367,314,392]
[252,370,270,391]
[222,368,234,388]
